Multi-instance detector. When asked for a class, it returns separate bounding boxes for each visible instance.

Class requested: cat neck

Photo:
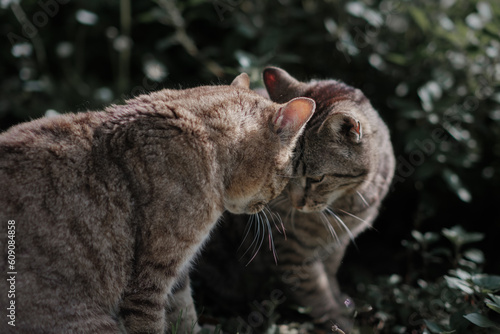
[98,87,269,214]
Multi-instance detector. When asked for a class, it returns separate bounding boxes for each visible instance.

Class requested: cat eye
[308,175,325,184]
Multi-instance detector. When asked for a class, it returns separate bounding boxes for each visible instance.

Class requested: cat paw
[314,312,354,334]
[314,321,353,334]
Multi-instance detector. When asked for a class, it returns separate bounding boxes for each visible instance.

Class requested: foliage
[350,226,500,333]
[1,0,499,333]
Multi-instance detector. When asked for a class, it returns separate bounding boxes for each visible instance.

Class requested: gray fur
[193,67,395,332]
[0,74,315,334]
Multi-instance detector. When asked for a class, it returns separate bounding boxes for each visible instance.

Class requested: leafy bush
[350,226,500,333]
[1,0,499,332]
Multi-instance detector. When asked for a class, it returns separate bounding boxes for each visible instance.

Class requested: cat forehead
[307,79,356,96]
[324,99,357,117]
[300,81,364,111]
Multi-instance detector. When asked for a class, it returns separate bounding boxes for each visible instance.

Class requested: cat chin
[224,200,266,215]
[246,201,266,214]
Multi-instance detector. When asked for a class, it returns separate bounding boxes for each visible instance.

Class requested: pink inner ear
[343,116,362,141]
[274,98,315,133]
[287,100,314,126]
[265,72,277,89]
[352,119,361,135]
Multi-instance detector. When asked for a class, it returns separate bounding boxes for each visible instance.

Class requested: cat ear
[272,97,315,143]
[263,67,300,102]
[231,73,250,89]
[345,115,363,142]
[319,113,362,143]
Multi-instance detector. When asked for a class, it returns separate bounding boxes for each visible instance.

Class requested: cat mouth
[294,203,328,213]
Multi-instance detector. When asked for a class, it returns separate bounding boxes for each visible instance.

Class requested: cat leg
[165,272,201,334]
[322,239,355,332]
[322,208,378,332]
[120,292,166,333]
[7,291,123,333]
[279,259,344,326]
[9,309,122,334]
[119,263,172,334]
[322,238,350,300]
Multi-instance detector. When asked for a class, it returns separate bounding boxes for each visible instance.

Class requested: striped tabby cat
[193,67,395,332]
[0,73,316,334]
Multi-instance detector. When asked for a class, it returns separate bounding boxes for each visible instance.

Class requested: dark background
[1,0,499,332]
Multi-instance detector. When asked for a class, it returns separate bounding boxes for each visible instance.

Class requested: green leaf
[471,275,500,292]
[486,299,500,314]
[450,268,472,281]
[424,320,444,333]
[444,276,474,295]
[464,249,485,264]
[463,313,498,328]
[442,225,484,247]
[409,6,431,32]
[488,294,500,306]
[441,170,472,203]
[458,258,478,271]
[411,230,423,242]
[411,230,440,245]
[385,53,408,65]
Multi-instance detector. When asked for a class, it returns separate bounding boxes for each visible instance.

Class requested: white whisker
[238,215,254,252]
[245,213,266,266]
[270,197,288,208]
[280,216,287,240]
[266,205,286,238]
[359,179,386,190]
[239,215,256,259]
[337,208,366,223]
[318,212,341,246]
[356,191,369,208]
[336,208,376,231]
[325,208,358,249]
[264,206,279,233]
[260,209,272,251]
[262,210,278,264]
[270,194,288,204]
[240,214,260,262]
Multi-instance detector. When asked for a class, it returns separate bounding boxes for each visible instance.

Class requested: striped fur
[192,67,395,332]
[0,74,315,334]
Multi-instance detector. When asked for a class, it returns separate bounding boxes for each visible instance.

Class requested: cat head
[263,67,383,212]
[223,73,316,214]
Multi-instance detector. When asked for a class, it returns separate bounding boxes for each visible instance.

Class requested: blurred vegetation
[1,0,500,333]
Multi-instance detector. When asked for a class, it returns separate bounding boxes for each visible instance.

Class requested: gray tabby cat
[0,73,315,334]
[193,67,395,332]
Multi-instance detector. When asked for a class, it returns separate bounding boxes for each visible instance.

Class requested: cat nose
[294,204,311,212]
[291,197,306,210]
